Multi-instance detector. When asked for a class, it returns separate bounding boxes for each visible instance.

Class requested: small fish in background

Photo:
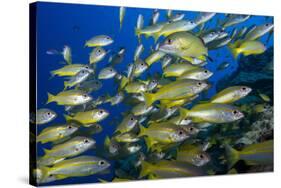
[119,7,126,30]
[134,44,144,61]
[31,108,57,125]
[47,90,92,106]
[109,47,126,66]
[258,92,271,102]
[46,45,72,65]
[98,66,118,79]
[244,23,274,41]
[168,13,185,22]
[216,61,230,71]
[221,14,250,28]
[64,69,92,89]
[50,64,93,77]
[85,35,113,47]
[89,47,108,64]
[136,14,144,41]
[77,79,102,93]
[194,12,216,25]
[150,9,160,25]
[177,68,213,81]
[64,109,109,125]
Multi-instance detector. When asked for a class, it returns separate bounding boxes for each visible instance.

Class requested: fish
[132,102,154,116]
[216,62,230,71]
[163,63,199,77]
[244,23,274,41]
[85,35,113,47]
[135,23,165,38]
[225,140,273,169]
[166,10,173,19]
[32,108,57,125]
[113,132,140,143]
[105,91,125,105]
[258,92,271,102]
[207,36,232,49]
[43,136,96,158]
[143,79,208,106]
[140,160,206,178]
[78,79,102,93]
[201,31,219,44]
[150,9,160,25]
[138,122,191,149]
[63,69,92,89]
[133,59,148,77]
[98,66,117,79]
[206,86,252,104]
[37,123,78,144]
[222,14,250,28]
[177,68,213,80]
[115,114,138,134]
[153,20,197,41]
[176,143,210,167]
[109,48,125,65]
[89,47,107,64]
[229,40,266,59]
[62,45,72,64]
[64,109,109,125]
[159,32,208,62]
[134,44,144,61]
[125,81,147,93]
[179,103,244,123]
[161,55,173,68]
[119,7,126,29]
[40,156,110,180]
[47,90,92,106]
[51,64,93,77]
[253,103,271,113]
[169,13,185,22]
[194,12,216,25]
[145,50,166,66]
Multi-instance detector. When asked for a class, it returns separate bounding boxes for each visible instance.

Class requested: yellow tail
[46,92,55,104]
[143,92,155,107]
[225,144,240,169]
[64,114,73,122]
[139,161,152,178]
[228,44,241,59]
[179,107,190,120]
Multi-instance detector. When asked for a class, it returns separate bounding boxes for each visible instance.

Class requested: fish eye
[197,82,202,86]
[83,94,88,98]
[130,117,135,121]
[265,23,269,27]
[141,63,144,66]
[49,174,53,177]
[167,39,172,44]
[84,139,89,143]
[99,160,105,166]
[99,110,104,114]
[85,66,89,69]
[189,127,194,131]
[241,87,246,91]
[204,70,208,73]
[47,112,51,116]
[106,37,110,40]
[199,154,205,159]
[68,125,72,129]
[178,130,183,135]
[233,110,238,115]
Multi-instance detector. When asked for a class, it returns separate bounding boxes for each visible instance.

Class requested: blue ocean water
[34,2,273,186]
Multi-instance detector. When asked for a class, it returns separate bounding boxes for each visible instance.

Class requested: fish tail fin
[138,125,147,137]
[104,135,111,147]
[119,76,129,91]
[63,81,68,90]
[43,148,51,155]
[143,92,155,107]
[225,144,240,169]
[139,161,152,178]
[228,44,241,59]
[64,114,73,122]
[46,92,55,104]
[179,107,190,120]
[152,33,160,43]
[39,166,50,180]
